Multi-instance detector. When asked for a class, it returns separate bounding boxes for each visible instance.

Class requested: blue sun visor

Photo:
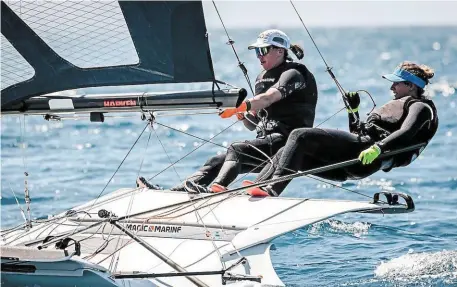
[382,68,426,89]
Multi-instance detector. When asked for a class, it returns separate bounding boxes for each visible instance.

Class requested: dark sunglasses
[254,46,273,57]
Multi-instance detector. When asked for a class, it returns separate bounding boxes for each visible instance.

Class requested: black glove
[345,92,360,113]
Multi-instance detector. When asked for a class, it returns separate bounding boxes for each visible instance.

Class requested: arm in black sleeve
[271,69,306,99]
[348,112,361,134]
[377,102,433,151]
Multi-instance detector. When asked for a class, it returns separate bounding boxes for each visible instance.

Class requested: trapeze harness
[254,61,317,138]
[362,95,439,171]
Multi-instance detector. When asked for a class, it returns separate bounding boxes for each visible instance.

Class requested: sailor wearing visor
[140,30,319,193]
[246,61,439,197]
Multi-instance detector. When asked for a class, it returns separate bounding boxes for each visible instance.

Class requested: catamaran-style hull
[1,187,413,287]
[1,243,278,287]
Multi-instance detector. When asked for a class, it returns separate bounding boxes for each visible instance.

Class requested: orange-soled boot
[242,180,270,197]
[210,183,227,193]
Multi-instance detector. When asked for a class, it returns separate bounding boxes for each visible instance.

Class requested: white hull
[1,187,413,287]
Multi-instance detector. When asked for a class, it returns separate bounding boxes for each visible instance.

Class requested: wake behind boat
[1,1,418,286]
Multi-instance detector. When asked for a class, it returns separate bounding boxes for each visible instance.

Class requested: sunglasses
[254,46,273,57]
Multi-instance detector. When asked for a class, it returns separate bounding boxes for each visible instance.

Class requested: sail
[1,1,216,108]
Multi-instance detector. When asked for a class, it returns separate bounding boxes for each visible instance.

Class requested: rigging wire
[136,1,378,196]
[59,123,151,240]
[5,113,384,253]
[356,89,377,115]
[201,1,371,195]
[4,2,396,269]
[147,117,230,269]
[211,0,278,158]
[145,120,238,182]
[226,142,274,188]
[289,0,359,124]
[135,126,153,188]
[152,111,220,117]
[92,123,149,206]
[8,183,28,223]
[19,115,32,228]
[153,122,236,268]
[152,121,275,177]
[153,120,378,201]
[211,0,255,98]
[108,119,155,273]
[151,122,182,182]
[151,120,283,190]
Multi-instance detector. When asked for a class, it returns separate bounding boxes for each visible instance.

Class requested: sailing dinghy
[1,1,415,286]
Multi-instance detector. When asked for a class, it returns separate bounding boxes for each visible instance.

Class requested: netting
[1,34,35,90]
[2,0,138,90]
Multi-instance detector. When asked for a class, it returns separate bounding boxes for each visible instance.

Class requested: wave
[1,195,53,206]
[375,250,457,284]
[307,219,372,238]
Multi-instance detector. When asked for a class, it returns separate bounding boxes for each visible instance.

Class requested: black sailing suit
[254,95,439,195]
[172,60,318,189]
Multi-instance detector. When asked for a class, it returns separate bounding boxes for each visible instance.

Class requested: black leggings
[191,133,287,187]
[255,128,382,195]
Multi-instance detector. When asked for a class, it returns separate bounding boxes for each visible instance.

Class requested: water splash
[308,219,371,238]
[375,250,457,282]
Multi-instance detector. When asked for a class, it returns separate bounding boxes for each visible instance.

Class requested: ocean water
[1,27,457,286]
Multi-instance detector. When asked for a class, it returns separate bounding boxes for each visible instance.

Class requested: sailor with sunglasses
[158,29,320,194]
[245,61,438,197]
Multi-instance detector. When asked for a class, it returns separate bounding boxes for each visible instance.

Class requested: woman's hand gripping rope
[358,144,381,165]
[219,101,251,119]
[345,91,360,113]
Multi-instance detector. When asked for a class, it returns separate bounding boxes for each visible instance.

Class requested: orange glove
[219,101,250,119]
[236,113,245,120]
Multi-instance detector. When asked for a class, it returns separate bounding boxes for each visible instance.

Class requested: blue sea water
[1,27,457,286]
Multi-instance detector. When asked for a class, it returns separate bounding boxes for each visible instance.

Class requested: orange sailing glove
[219,101,251,119]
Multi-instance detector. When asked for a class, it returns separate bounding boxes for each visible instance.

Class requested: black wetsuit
[255,96,439,195]
[173,61,318,189]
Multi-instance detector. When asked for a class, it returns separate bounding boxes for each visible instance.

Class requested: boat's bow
[1,187,414,287]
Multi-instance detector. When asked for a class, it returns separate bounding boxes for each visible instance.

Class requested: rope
[149,116,232,269]
[211,0,256,98]
[153,121,376,201]
[211,0,278,169]
[289,0,359,124]
[145,120,238,182]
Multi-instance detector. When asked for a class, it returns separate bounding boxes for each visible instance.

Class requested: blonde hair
[399,61,435,84]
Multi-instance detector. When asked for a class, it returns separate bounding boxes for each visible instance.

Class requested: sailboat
[1,1,416,286]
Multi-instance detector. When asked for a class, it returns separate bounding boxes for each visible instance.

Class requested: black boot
[212,161,240,187]
[183,180,211,194]
[170,172,207,192]
[136,177,163,190]
[267,177,290,196]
